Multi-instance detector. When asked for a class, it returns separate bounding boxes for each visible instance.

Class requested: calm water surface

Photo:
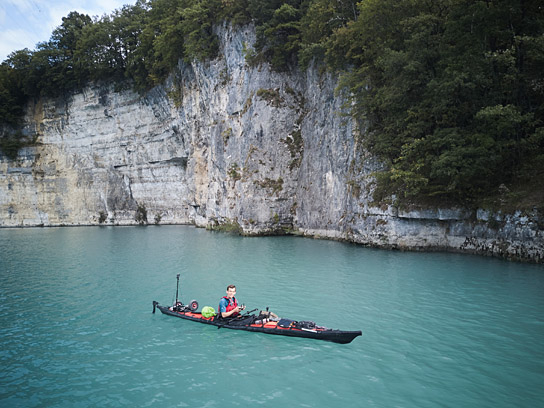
[0,226,543,407]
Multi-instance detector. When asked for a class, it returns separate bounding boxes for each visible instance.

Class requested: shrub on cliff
[135,204,148,225]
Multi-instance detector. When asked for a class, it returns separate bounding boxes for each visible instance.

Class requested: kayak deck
[154,303,361,344]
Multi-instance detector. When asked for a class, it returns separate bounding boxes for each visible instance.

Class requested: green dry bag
[202,306,216,318]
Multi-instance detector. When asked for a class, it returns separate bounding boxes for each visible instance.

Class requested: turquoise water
[1,226,543,407]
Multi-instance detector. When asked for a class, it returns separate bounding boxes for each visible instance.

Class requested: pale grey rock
[0,24,542,263]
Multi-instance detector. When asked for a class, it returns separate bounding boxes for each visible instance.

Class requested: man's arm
[221,306,241,318]
[219,298,241,318]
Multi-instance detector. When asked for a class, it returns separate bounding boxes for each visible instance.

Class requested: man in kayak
[219,284,245,318]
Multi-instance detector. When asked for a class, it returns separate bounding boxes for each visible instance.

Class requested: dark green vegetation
[329,0,544,210]
[135,204,148,225]
[1,0,543,209]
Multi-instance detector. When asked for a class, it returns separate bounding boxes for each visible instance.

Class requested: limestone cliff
[0,25,542,263]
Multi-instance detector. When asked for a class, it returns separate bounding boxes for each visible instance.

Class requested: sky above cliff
[0,0,133,62]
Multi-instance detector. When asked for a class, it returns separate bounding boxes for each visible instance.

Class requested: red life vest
[220,296,238,316]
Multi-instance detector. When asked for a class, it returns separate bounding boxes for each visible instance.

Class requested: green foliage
[207,218,243,234]
[222,127,233,144]
[228,163,241,181]
[253,2,304,71]
[218,0,251,26]
[154,213,162,224]
[254,177,284,194]
[135,204,148,225]
[331,0,544,204]
[179,0,220,62]
[0,133,24,160]
[0,131,36,160]
[98,211,107,224]
[0,64,26,125]
[256,88,283,107]
[299,0,358,68]
[1,0,543,207]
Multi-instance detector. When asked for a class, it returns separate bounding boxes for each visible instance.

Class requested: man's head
[226,284,236,298]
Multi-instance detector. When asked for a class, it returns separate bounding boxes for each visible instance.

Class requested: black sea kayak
[152,275,361,344]
[152,301,362,344]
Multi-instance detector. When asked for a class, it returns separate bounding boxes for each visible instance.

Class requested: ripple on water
[0,226,543,407]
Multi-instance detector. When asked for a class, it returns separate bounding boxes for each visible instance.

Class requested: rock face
[0,24,542,263]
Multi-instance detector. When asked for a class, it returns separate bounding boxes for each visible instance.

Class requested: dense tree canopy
[327,0,544,203]
[0,0,543,206]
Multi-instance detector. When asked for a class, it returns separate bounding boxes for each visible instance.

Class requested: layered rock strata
[0,25,542,263]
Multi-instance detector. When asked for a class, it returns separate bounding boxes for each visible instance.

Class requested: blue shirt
[219,297,234,313]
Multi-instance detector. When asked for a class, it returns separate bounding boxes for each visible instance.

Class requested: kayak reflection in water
[219,284,245,318]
